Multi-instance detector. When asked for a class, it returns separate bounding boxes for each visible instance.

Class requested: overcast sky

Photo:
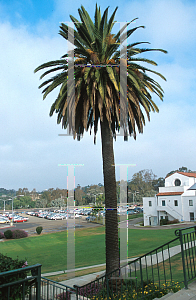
[0,0,196,191]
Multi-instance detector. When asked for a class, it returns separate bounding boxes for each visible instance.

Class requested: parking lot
[0,212,102,236]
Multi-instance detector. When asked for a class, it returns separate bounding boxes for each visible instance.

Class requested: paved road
[119,217,195,230]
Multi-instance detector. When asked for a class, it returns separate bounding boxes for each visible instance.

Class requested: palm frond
[35,4,167,140]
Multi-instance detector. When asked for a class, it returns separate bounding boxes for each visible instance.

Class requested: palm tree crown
[34,4,167,142]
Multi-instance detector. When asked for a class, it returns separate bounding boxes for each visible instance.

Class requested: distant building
[143,172,196,226]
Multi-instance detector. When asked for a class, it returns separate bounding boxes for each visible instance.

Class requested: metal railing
[41,277,77,300]
[175,225,196,289]
[0,265,76,300]
[76,226,196,299]
[167,204,183,220]
[0,263,41,300]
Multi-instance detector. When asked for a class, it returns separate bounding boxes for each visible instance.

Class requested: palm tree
[34,4,167,274]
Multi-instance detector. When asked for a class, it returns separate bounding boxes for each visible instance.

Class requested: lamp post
[133,191,139,206]
[91,193,103,222]
[1,197,14,214]
[128,191,139,206]
[3,197,16,226]
[92,193,103,206]
[3,200,6,212]
[0,195,7,212]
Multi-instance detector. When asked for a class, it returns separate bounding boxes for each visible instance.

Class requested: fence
[76,225,196,300]
[40,277,77,300]
[175,226,196,288]
[0,263,41,300]
[0,265,77,300]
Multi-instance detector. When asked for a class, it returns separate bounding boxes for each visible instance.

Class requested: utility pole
[127,191,139,206]
[133,191,139,205]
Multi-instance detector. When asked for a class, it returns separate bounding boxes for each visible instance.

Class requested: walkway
[155,280,196,299]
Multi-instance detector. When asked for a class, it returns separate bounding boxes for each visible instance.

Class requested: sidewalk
[60,270,106,287]
[41,258,137,284]
[155,280,196,299]
[42,263,106,278]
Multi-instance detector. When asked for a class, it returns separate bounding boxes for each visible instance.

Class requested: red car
[13,216,27,223]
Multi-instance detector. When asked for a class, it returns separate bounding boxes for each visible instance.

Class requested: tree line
[0,166,193,210]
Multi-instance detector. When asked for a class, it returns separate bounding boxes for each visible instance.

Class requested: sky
[0,0,196,192]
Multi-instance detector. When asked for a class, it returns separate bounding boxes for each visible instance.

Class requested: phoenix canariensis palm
[34,4,167,274]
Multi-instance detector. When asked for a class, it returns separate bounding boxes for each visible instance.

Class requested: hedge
[0,253,28,299]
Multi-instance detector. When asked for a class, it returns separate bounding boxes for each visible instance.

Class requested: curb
[0,225,16,230]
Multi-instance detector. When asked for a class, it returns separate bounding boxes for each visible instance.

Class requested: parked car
[8,214,16,220]
[53,214,65,220]
[13,216,25,223]
[74,213,82,218]
[38,212,48,218]
[46,213,55,220]
[86,216,96,221]
[0,217,10,224]
[83,210,91,216]
[26,211,35,216]
[100,211,105,216]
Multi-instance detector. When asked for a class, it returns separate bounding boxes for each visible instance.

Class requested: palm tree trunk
[100,112,119,274]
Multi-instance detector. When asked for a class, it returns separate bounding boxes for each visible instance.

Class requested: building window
[149,201,152,207]
[189,200,193,206]
[174,200,178,206]
[175,179,181,186]
[160,216,163,220]
[162,200,166,206]
[190,212,194,221]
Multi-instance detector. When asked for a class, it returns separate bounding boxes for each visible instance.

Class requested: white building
[143,171,196,226]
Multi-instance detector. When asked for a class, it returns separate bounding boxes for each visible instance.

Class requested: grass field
[127,213,143,220]
[92,213,143,224]
[0,226,180,273]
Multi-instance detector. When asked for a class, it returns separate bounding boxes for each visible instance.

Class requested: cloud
[119,0,196,46]
[114,99,196,180]
[0,0,196,191]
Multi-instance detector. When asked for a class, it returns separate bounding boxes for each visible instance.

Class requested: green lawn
[128,212,143,220]
[0,226,180,273]
[93,212,143,224]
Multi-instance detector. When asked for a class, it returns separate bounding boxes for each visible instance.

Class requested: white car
[86,216,96,221]
[0,217,10,224]
[74,213,82,218]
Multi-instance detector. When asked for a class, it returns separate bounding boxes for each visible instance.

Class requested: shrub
[12,229,28,239]
[4,229,13,239]
[36,226,43,235]
[0,232,4,239]
[0,253,28,299]
[57,290,75,300]
[167,219,179,225]
[160,218,180,225]
[78,282,103,297]
[160,219,168,226]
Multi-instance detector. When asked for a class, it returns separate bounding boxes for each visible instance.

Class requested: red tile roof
[157,192,184,196]
[166,171,196,179]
